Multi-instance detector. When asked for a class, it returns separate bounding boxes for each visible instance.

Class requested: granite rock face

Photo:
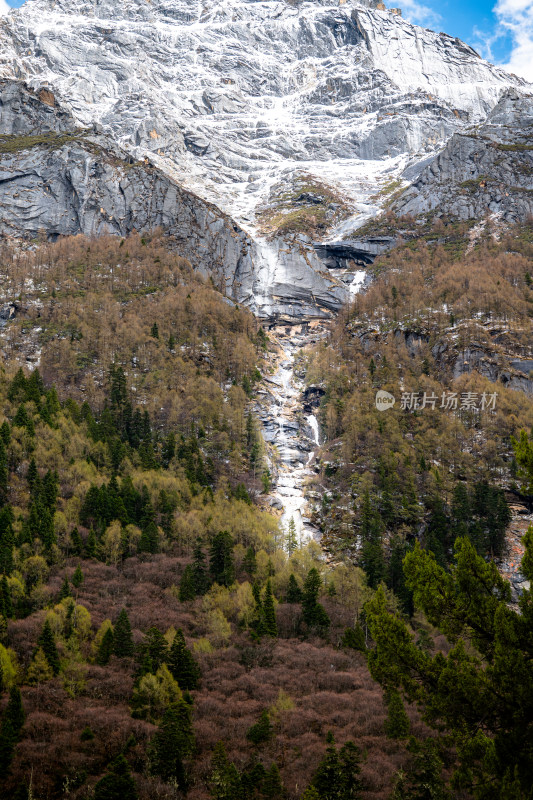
[0,81,349,318]
[0,0,531,317]
[0,0,527,225]
[395,90,533,222]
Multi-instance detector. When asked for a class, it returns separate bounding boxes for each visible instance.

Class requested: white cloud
[494,0,533,81]
[0,0,12,15]
[399,0,442,28]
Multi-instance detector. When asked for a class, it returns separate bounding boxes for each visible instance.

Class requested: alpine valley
[0,1,532,800]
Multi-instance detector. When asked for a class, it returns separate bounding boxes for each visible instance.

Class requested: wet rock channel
[254,323,327,544]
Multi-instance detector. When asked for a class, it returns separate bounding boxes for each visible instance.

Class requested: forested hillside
[0,224,532,800]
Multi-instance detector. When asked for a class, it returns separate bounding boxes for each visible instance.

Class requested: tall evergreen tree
[246,709,273,746]
[209,741,243,800]
[286,574,302,603]
[72,565,84,589]
[93,754,138,800]
[97,627,115,666]
[37,620,60,675]
[192,540,210,595]
[168,628,200,690]
[262,763,283,800]
[0,687,25,775]
[150,701,194,786]
[113,608,134,658]
[286,517,298,555]
[0,574,13,618]
[384,689,410,739]
[179,565,196,601]
[209,531,235,587]
[263,580,278,637]
[302,568,330,631]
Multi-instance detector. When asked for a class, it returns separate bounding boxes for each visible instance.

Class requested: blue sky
[1,0,532,80]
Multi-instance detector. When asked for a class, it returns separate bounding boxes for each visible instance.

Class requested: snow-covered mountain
[0,0,530,317]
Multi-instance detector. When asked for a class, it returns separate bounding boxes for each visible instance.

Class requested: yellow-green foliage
[0,643,19,688]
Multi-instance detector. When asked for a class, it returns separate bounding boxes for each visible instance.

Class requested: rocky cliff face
[0,80,347,318]
[395,89,533,222]
[0,0,530,316]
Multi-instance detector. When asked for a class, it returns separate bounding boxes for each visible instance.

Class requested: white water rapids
[255,325,324,546]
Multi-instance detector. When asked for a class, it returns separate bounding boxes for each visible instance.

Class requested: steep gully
[254,322,327,545]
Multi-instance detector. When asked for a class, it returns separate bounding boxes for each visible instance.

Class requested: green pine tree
[58,576,71,601]
[384,689,410,739]
[192,540,210,595]
[179,565,196,601]
[262,763,283,799]
[113,608,134,658]
[37,620,60,675]
[209,531,235,587]
[0,575,13,618]
[168,628,200,690]
[246,709,273,746]
[263,580,278,637]
[72,565,84,589]
[286,574,302,603]
[97,627,115,666]
[209,741,243,800]
[340,625,366,652]
[286,517,298,555]
[302,568,330,631]
[93,754,138,800]
[70,527,83,556]
[150,701,194,786]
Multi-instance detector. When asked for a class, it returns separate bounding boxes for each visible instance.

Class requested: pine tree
[313,732,362,800]
[0,507,14,575]
[209,531,235,587]
[246,709,273,745]
[243,546,257,577]
[37,620,60,675]
[97,627,115,666]
[150,703,191,786]
[93,754,138,800]
[286,574,302,603]
[0,421,10,447]
[150,322,159,339]
[113,608,134,658]
[179,565,196,601]
[312,732,341,799]
[58,576,71,601]
[0,575,13,618]
[72,565,84,589]
[341,625,366,651]
[168,628,200,690]
[86,528,98,558]
[262,763,283,799]
[300,787,321,800]
[26,647,54,685]
[0,440,8,505]
[209,741,242,800]
[140,627,168,672]
[286,517,298,555]
[70,527,83,556]
[263,580,278,637]
[5,686,25,735]
[384,689,410,739]
[192,540,209,595]
[0,686,25,774]
[302,568,330,631]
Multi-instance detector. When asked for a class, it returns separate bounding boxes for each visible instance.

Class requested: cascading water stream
[255,327,324,546]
